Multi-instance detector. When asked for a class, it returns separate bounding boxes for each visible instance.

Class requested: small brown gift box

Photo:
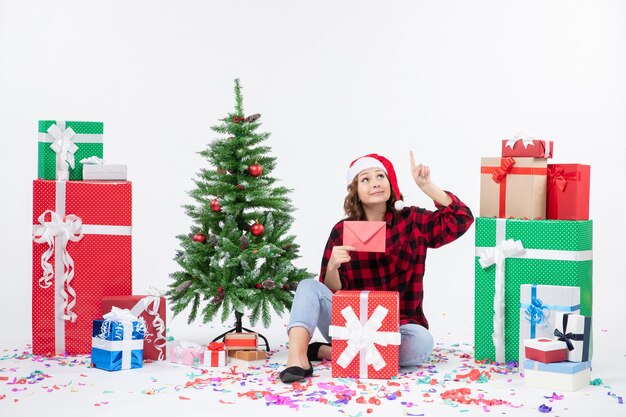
[227,350,266,361]
[480,157,547,219]
[224,332,258,350]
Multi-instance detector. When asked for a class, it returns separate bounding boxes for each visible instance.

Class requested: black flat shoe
[279,362,314,383]
[307,342,331,362]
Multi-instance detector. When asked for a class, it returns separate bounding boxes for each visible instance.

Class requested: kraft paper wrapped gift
[204,342,227,367]
[523,338,568,363]
[329,291,401,379]
[102,295,167,361]
[474,217,592,364]
[501,138,554,158]
[480,157,547,219]
[523,359,591,391]
[519,284,581,366]
[554,312,591,362]
[547,164,591,220]
[32,180,132,355]
[224,332,258,351]
[37,120,104,181]
[227,349,267,361]
[170,341,204,366]
[91,308,145,371]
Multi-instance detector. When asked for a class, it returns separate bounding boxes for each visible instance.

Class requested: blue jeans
[288,279,434,367]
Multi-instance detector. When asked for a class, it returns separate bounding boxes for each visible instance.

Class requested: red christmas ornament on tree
[210,199,221,212]
[235,184,245,190]
[192,233,207,244]
[248,162,263,177]
[256,283,263,289]
[250,222,265,236]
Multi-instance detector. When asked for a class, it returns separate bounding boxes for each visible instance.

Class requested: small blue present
[91,307,146,371]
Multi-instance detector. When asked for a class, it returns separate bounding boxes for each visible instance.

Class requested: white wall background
[1,1,624,346]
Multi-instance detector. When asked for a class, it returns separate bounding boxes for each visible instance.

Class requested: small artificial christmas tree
[168,79,313,329]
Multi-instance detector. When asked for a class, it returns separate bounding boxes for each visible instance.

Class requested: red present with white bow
[32,180,132,355]
[501,133,554,158]
[204,342,227,367]
[102,293,167,361]
[523,338,568,363]
[329,291,401,379]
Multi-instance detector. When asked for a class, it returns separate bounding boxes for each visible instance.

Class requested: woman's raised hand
[410,150,431,188]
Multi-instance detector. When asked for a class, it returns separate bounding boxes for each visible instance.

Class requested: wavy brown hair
[343,174,401,220]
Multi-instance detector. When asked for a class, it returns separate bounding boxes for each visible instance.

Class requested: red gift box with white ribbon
[501,137,554,158]
[329,291,401,379]
[32,180,132,355]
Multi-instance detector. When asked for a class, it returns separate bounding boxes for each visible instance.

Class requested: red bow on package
[208,341,225,351]
[491,157,515,183]
[547,165,578,192]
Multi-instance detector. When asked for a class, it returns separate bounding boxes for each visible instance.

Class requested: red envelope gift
[547,164,590,220]
[343,221,386,252]
[32,180,132,355]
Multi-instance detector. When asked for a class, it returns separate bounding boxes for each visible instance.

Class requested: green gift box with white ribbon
[474,217,592,364]
[38,120,104,180]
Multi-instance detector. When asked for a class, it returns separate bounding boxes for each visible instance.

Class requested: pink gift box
[170,341,204,367]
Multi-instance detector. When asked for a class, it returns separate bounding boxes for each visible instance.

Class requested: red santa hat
[346,153,405,210]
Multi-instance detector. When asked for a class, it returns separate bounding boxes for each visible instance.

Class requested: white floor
[1,316,624,417]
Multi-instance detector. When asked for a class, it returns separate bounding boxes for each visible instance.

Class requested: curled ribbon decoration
[47,124,78,180]
[478,238,525,363]
[33,210,83,322]
[491,157,515,183]
[524,297,550,328]
[329,305,401,373]
[130,288,167,360]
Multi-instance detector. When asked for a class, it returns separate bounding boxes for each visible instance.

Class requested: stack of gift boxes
[32,121,270,371]
[474,134,592,391]
[31,120,168,371]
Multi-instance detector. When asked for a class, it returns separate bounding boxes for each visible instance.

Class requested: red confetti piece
[179,396,191,400]
[219,399,235,404]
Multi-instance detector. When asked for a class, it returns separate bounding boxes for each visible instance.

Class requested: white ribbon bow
[478,238,525,363]
[33,210,83,322]
[98,307,143,370]
[329,305,401,373]
[505,132,538,149]
[48,124,78,179]
[80,156,105,165]
[130,288,167,360]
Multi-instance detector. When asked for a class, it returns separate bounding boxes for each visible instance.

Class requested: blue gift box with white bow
[91,316,145,371]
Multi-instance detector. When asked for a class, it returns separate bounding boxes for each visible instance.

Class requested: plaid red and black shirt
[319,191,474,328]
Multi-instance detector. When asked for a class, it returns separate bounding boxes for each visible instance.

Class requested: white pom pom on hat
[346,153,405,210]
